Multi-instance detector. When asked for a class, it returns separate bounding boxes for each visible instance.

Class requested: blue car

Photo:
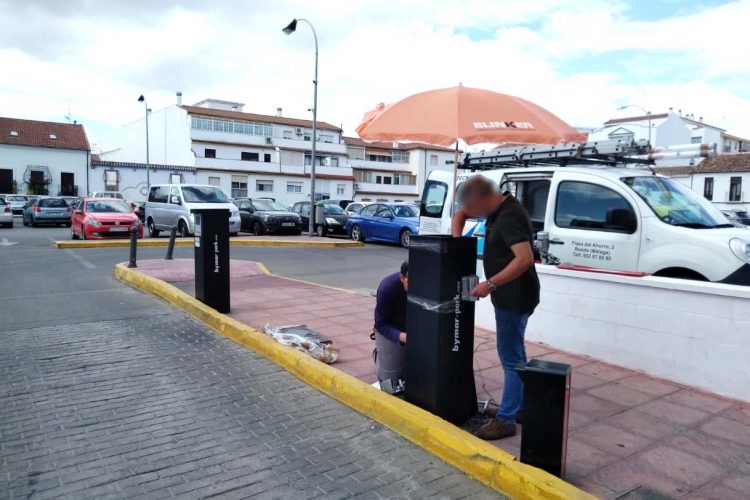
[346,203,419,247]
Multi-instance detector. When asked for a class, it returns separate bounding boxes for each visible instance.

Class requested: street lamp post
[283,18,318,236]
[138,95,151,189]
[617,104,652,147]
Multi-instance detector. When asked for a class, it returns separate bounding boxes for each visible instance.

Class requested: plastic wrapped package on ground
[263,324,339,364]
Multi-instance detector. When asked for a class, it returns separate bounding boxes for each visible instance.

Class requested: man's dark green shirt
[483,196,540,314]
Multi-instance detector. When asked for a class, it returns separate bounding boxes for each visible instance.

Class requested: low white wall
[475,265,750,402]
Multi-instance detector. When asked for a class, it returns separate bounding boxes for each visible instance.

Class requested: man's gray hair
[457,175,499,205]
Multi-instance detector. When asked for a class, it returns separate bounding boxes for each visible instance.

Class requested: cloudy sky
[2,0,749,151]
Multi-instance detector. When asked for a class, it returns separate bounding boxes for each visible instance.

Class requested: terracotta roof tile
[92,160,196,172]
[181,105,341,132]
[653,153,750,176]
[0,117,90,151]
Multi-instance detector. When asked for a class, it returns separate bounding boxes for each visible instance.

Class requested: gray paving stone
[0,312,502,499]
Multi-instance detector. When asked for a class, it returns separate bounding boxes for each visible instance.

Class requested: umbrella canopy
[356,85,586,146]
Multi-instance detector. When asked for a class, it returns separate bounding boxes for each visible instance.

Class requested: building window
[376,175,382,184]
[703,177,714,200]
[393,174,416,186]
[729,176,742,202]
[170,173,183,184]
[392,151,409,163]
[231,175,248,198]
[104,170,118,191]
[205,148,216,158]
[320,134,333,143]
[383,177,392,185]
[355,171,373,183]
[281,150,304,166]
[347,146,365,160]
[208,176,221,187]
[336,184,345,195]
[241,152,259,161]
[304,153,328,166]
[361,198,372,202]
[256,180,273,192]
[430,154,438,166]
[191,116,272,137]
[303,133,311,141]
[287,182,302,193]
[283,130,293,139]
[264,153,272,163]
[367,154,391,163]
[691,137,702,144]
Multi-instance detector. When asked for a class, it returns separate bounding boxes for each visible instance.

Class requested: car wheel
[65,222,71,228]
[400,229,412,248]
[31,218,38,227]
[351,224,364,242]
[293,229,302,236]
[177,220,189,238]
[71,226,79,240]
[230,232,238,237]
[253,221,265,236]
[22,218,28,227]
[315,225,327,237]
[147,218,160,237]
[81,224,87,240]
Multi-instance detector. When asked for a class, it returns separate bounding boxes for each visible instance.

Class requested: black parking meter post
[405,235,478,425]
[517,359,572,478]
[192,208,230,313]
[127,227,138,268]
[165,226,177,260]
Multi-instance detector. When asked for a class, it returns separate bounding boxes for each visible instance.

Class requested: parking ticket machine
[192,208,230,313]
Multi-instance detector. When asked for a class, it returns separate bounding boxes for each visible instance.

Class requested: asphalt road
[1,221,502,499]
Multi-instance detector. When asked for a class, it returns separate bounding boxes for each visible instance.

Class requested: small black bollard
[128,227,138,268]
[165,226,177,260]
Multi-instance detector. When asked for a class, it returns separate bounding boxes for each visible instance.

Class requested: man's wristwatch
[486,280,498,292]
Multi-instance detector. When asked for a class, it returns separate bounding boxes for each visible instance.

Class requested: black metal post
[165,226,177,260]
[128,227,138,268]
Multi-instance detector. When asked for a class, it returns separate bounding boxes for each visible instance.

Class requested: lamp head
[616,105,628,110]
[282,19,297,34]
[138,95,145,103]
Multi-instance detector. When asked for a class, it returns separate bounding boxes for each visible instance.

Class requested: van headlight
[729,238,750,264]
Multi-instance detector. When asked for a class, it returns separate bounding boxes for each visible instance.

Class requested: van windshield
[181,186,230,203]
[622,176,732,229]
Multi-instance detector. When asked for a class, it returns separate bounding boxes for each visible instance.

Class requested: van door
[546,173,641,271]
[166,186,182,228]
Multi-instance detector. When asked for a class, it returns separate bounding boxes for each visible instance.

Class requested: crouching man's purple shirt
[374,272,407,343]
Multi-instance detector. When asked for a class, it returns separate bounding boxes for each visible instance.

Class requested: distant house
[654,153,750,210]
[0,117,90,196]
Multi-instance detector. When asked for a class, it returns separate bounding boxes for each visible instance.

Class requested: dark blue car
[346,203,419,247]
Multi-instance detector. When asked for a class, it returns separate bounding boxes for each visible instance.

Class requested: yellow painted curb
[114,263,595,500]
[54,239,363,249]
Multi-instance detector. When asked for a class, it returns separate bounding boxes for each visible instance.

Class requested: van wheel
[316,225,327,237]
[400,228,412,248]
[253,222,265,236]
[177,220,189,238]
[147,218,160,237]
[351,224,364,242]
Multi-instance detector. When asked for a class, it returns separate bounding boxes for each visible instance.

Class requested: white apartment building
[344,137,456,203]
[589,109,749,160]
[655,153,750,211]
[101,96,353,204]
[0,117,90,196]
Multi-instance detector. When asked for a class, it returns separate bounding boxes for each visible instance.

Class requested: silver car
[5,195,28,215]
[22,197,72,227]
[145,184,241,237]
[0,198,13,227]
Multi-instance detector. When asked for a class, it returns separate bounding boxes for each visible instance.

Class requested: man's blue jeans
[494,307,530,423]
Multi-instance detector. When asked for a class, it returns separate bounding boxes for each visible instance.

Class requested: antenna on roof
[64,100,73,123]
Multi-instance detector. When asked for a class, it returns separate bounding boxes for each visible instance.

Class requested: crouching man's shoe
[475,419,516,440]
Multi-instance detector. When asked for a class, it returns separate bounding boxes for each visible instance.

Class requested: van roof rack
[461,139,714,170]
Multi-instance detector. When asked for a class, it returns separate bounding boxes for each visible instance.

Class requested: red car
[71,198,144,240]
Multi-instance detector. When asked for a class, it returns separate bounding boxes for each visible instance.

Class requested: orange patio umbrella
[355,85,586,147]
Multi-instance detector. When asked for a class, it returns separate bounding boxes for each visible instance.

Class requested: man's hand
[399,332,407,343]
[470,281,493,298]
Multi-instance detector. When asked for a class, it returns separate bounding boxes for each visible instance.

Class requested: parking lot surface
[0,223,500,499]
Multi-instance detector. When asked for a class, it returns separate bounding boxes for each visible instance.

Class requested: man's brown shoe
[475,419,516,440]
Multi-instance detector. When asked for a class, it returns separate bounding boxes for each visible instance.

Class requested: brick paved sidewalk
[141,259,750,499]
[0,311,502,500]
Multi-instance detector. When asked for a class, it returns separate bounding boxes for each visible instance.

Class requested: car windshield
[622,176,731,228]
[87,200,132,213]
[253,199,287,211]
[391,205,418,218]
[181,186,230,203]
[7,196,26,202]
[321,204,345,215]
[40,198,68,208]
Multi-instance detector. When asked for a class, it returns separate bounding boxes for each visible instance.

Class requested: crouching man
[453,176,539,440]
[373,260,409,391]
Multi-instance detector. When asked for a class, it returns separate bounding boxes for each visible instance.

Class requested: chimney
[699,116,704,122]
[669,107,673,112]
[678,109,682,116]
[276,107,283,117]
[176,91,182,105]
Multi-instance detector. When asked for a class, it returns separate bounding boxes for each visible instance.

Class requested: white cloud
[0,0,748,149]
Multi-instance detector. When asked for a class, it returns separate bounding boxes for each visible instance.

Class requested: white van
[145,184,241,237]
[419,167,750,285]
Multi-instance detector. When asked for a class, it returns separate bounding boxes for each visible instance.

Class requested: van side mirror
[170,195,181,205]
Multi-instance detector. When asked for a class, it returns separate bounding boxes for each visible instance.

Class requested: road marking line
[0,238,18,247]
[64,249,97,269]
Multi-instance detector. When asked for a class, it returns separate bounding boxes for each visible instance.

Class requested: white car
[0,198,13,227]
[421,167,750,285]
[91,191,124,200]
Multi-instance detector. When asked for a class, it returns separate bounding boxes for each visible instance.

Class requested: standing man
[373,261,409,387]
[453,176,539,440]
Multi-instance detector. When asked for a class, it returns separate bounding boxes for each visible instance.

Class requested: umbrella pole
[451,141,459,220]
